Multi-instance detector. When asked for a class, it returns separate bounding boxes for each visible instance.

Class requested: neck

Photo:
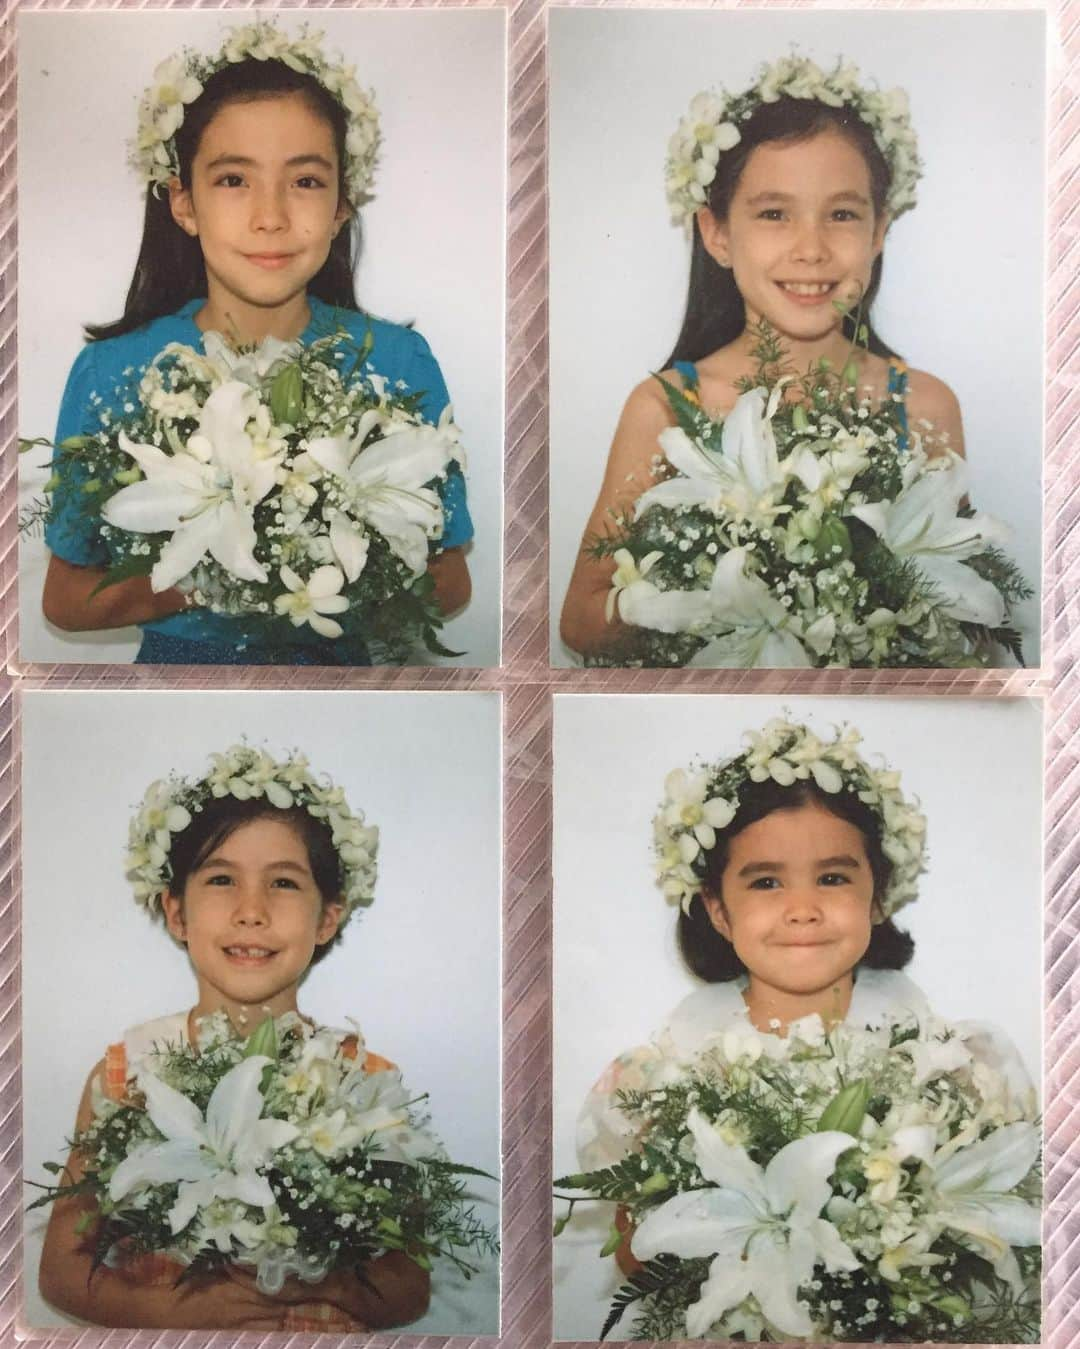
[189,989,301,1038]
[194,291,312,344]
[743,971,855,1035]
[736,313,860,377]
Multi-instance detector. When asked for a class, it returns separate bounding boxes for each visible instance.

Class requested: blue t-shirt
[46,296,473,646]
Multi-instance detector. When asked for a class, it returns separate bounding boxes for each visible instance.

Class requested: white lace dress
[576,969,1035,1171]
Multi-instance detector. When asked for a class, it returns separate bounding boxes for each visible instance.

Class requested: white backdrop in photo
[552,693,1042,1339]
[18,9,506,666]
[549,9,1045,665]
[22,690,501,1333]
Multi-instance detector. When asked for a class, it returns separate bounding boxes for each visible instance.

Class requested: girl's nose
[790,223,828,263]
[251,187,288,233]
[232,886,270,924]
[783,891,823,922]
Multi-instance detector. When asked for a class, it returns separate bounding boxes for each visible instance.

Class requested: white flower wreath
[654,718,927,916]
[125,743,379,923]
[132,20,380,205]
[666,55,922,229]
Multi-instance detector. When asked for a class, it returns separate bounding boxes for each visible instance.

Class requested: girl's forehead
[210,814,311,858]
[736,129,873,195]
[199,93,338,155]
[728,802,869,857]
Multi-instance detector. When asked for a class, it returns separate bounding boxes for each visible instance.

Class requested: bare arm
[42,556,189,633]
[559,379,676,658]
[905,370,966,460]
[428,546,471,616]
[38,1064,429,1330]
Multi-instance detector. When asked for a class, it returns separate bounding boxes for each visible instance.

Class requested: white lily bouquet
[591,328,1030,668]
[556,1016,1040,1342]
[32,1014,496,1292]
[27,327,465,661]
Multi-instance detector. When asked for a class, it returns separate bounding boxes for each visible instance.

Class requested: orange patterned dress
[100,1013,395,1333]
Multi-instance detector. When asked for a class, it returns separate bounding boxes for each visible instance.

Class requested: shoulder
[311,301,438,368]
[79,305,201,387]
[662,981,748,1054]
[849,968,931,1026]
[620,372,681,428]
[901,366,965,454]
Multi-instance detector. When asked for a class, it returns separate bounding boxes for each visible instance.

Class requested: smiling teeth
[781,282,833,296]
[226,946,272,957]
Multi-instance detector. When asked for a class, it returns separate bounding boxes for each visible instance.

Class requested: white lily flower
[633,1108,858,1337]
[635,387,789,528]
[108,1056,298,1237]
[788,436,870,514]
[305,412,455,574]
[929,1121,1041,1288]
[607,548,663,623]
[615,579,713,634]
[201,332,301,386]
[273,565,350,639]
[849,457,1010,624]
[662,768,737,860]
[687,548,813,668]
[102,382,282,590]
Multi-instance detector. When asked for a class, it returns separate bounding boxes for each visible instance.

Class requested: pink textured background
[0,0,1076,1346]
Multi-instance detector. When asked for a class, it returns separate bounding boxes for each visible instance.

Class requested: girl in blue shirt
[43,27,472,665]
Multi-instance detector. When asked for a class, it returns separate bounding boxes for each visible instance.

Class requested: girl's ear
[871,211,891,259]
[167,177,199,238]
[332,199,352,237]
[161,892,187,943]
[315,899,346,946]
[700,890,734,941]
[870,897,886,925]
[697,207,732,269]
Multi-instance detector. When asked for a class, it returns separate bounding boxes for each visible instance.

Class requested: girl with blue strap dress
[561,58,960,661]
[42,25,472,666]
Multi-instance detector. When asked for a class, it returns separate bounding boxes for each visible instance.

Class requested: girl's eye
[270,876,302,889]
[204,872,234,886]
[215,173,246,189]
[819,871,853,886]
[757,208,785,222]
[295,175,327,190]
[748,875,782,890]
[831,209,861,222]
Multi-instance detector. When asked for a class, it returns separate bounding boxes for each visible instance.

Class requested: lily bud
[792,404,810,433]
[817,1079,870,1136]
[270,363,304,425]
[813,515,853,562]
[243,1015,279,1061]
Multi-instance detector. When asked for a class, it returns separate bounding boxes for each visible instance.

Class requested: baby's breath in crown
[126,743,379,923]
[133,21,380,205]
[654,718,926,917]
[666,56,922,230]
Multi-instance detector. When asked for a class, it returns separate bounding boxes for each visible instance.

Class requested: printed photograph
[22,689,501,1332]
[18,9,505,666]
[550,9,1045,670]
[553,693,1041,1341]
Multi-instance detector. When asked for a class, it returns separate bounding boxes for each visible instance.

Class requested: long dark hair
[664,98,898,367]
[88,59,359,342]
[677,779,915,983]
[167,795,345,966]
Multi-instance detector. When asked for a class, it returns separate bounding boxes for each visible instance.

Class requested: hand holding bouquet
[26,327,466,661]
[590,326,1031,668]
[556,1015,1040,1342]
[33,1013,496,1296]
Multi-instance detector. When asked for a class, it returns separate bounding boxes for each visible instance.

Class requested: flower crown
[133,21,380,204]
[126,744,379,924]
[654,719,926,917]
[666,56,922,230]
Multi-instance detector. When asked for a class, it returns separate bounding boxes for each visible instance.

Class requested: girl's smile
[168,93,350,341]
[698,127,887,356]
[702,801,878,1030]
[161,816,343,1022]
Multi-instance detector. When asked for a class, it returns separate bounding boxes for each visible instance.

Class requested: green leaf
[269,363,304,424]
[243,1015,278,1062]
[88,553,155,597]
[422,628,465,658]
[553,1214,570,1238]
[817,1078,870,1136]
[599,1225,622,1258]
[638,1171,670,1196]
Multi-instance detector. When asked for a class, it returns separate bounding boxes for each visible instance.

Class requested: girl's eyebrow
[204,152,335,171]
[743,189,871,206]
[817,854,863,869]
[737,860,785,877]
[196,855,312,874]
[737,853,863,877]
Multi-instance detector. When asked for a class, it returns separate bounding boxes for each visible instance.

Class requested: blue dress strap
[673,360,700,394]
[887,360,910,453]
